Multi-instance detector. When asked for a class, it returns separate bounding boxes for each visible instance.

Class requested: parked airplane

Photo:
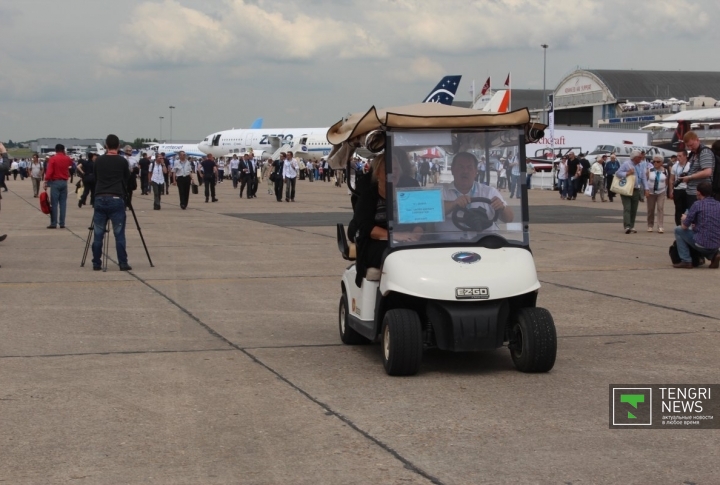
[197,76,462,160]
[146,143,206,159]
[480,89,510,113]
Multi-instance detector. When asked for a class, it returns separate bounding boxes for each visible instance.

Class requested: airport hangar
[30,138,105,154]
[456,69,720,129]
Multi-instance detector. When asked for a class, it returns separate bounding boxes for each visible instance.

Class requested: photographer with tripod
[91,135,132,271]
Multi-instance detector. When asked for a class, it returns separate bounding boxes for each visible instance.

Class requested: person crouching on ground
[92,134,132,271]
[673,182,720,269]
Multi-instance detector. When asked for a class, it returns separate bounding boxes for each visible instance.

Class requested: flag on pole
[480,77,491,96]
[548,94,555,153]
[504,72,512,111]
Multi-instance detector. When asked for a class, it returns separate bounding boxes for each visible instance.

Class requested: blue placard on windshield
[396,188,444,224]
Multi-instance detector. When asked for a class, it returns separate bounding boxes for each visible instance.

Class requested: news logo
[609,385,719,429]
[612,387,652,426]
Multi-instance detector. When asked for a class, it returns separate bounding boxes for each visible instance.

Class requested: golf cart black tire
[339,293,369,345]
[510,307,557,373]
[382,309,423,376]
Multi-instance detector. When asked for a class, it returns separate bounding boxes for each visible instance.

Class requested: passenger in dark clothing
[353,152,421,287]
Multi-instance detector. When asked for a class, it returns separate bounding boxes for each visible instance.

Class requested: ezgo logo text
[611,387,652,426]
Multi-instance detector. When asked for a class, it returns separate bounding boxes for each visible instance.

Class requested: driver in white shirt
[439,152,514,232]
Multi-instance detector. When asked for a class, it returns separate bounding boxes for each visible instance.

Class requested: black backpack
[669,241,704,267]
[696,146,720,196]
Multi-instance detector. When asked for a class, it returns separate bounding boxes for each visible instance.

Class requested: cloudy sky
[1,0,718,143]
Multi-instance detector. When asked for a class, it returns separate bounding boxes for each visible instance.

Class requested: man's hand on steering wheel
[454,194,472,209]
[490,196,505,211]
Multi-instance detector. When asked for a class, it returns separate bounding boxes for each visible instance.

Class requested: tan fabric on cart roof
[326,103,535,146]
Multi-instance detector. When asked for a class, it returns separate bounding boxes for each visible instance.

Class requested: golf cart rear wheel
[339,293,369,345]
[381,309,423,376]
[509,307,557,373]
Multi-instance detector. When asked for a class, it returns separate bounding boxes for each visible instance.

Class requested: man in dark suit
[245,155,258,198]
[239,153,250,198]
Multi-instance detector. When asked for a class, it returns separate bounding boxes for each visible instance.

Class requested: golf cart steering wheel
[451,197,501,232]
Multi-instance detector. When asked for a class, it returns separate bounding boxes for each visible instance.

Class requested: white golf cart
[328,104,556,376]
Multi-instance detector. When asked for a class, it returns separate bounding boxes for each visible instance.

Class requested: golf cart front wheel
[339,293,369,345]
[509,307,557,373]
[381,309,423,376]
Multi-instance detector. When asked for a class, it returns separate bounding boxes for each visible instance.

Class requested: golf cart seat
[336,223,356,261]
[365,268,381,281]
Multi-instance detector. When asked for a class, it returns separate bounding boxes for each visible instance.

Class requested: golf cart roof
[326,103,545,169]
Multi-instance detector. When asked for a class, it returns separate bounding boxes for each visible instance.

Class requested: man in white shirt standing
[171,151,193,210]
[229,154,240,189]
[148,154,167,210]
[283,151,299,202]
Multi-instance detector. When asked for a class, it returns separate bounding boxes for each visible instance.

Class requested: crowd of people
[1,132,718,271]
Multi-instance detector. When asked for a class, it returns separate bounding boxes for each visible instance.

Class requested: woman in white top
[10,160,19,180]
[217,157,226,183]
[29,154,44,197]
[668,151,690,227]
[646,155,668,233]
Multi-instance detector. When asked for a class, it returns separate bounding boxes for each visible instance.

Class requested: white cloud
[104,0,233,66]
[2,0,720,141]
[409,56,446,81]
[106,0,385,68]
[106,0,718,71]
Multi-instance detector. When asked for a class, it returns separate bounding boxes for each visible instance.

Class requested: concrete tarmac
[0,176,718,485]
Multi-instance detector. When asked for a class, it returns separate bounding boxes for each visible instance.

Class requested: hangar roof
[586,70,720,101]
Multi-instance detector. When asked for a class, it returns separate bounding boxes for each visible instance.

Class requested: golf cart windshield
[386,128,528,248]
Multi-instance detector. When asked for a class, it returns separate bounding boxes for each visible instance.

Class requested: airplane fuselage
[198,128,327,158]
[149,143,205,159]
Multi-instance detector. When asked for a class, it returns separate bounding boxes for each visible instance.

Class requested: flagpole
[509,72,512,112]
[472,80,476,106]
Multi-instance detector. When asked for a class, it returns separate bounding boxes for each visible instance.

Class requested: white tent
[640,122,676,130]
[664,107,720,122]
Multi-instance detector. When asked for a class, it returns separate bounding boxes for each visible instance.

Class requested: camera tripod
[81,200,154,271]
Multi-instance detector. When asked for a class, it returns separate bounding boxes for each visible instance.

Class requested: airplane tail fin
[422,75,462,105]
[481,89,511,113]
[249,118,264,129]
